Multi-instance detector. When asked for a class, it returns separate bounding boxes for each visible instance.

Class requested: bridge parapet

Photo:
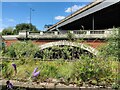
[1,29,117,41]
[18,29,116,39]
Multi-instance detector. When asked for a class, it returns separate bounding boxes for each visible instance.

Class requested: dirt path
[0,79,112,90]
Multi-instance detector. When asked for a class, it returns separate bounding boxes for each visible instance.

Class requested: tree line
[1,23,38,35]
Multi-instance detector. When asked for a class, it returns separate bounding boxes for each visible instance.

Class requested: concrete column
[92,14,95,30]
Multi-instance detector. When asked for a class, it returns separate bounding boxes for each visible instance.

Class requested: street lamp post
[26,8,34,39]
[30,8,32,31]
[30,8,34,31]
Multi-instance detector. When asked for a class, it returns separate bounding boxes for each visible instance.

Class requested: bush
[3,41,39,58]
[99,28,119,59]
[71,56,116,86]
[2,61,14,78]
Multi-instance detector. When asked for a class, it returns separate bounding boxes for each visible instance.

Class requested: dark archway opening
[34,45,93,60]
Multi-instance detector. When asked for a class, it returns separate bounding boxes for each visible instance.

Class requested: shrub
[2,62,14,79]
[99,28,119,59]
[71,56,116,86]
[3,41,39,58]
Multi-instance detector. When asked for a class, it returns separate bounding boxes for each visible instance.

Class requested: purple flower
[6,80,13,89]
[12,63,16,70]
[12,63,17,75]
[32,67,40,77]
[33,71,40,77]
[32,67,38,74]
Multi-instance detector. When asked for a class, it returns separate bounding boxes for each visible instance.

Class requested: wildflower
[12,63,17,75]
[33,71,40,77]
[6,80,13,90]
[32,67,38,74]
[32,67,40,77]
[12,63,16,70]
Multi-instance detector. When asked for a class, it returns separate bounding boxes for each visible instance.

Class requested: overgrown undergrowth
[1,57,118,87]
[0,28,120,88]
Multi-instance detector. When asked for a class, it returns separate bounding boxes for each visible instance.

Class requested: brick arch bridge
[39,40,99,56]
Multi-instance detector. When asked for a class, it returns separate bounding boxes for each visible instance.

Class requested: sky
[0,1,93,31]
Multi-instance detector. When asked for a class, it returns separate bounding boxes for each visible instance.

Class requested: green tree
[13,23,38,34]
[2,27,14,35]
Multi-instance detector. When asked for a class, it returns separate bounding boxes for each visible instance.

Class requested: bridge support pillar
[92,14,95,30]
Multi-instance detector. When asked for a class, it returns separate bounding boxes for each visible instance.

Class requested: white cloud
[54,16,65,20]
[65,4,85,13]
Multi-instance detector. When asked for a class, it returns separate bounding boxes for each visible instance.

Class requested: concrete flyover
[39,40,99,56]
[48,0,120,31]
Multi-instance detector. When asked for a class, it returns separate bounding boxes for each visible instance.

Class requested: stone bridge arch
[39,40,99,56]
